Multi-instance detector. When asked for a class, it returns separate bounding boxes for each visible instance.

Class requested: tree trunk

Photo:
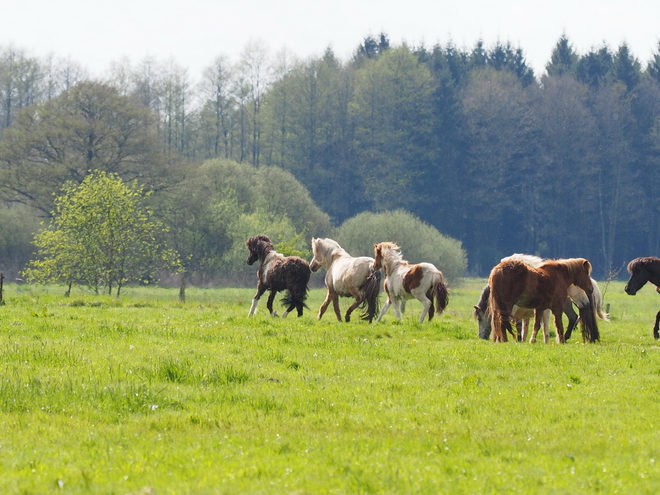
[179,272,187,303]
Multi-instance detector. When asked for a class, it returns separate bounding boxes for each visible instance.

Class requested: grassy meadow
[1,279,660,494]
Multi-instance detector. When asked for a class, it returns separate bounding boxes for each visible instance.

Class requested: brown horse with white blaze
[488,258,600,343]
[373,242,449,323]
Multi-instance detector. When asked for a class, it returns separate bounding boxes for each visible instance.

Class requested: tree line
[1,34,660,278]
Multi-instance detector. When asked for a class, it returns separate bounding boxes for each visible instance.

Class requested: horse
[474,284,558,343]
[245,234,311,317]
[474,253,607,343]
[373,242,449,323]
[310,238,381,323]
[488,258,600,343]
[624,256,660,339]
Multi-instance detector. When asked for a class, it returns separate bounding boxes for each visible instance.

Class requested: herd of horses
[245,234,660,343]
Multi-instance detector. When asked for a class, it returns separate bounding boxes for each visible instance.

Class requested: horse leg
[376,299,391,322]
[344,288,364,322]
[266,290,278,317]
[654,310,660,340]
[392,298,403,321]
[553,308,565,343]
[563,300,579,341]
[248,284,268,316]
[521,318,530,343]
[515,319,523,342]
[317,290,333,320]
[542,309,550,344]
[416,292,432,323]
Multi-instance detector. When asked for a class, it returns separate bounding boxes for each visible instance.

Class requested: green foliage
[24,170,180,295]
[0,204,41,276]
[0,81,179,216]
[336,209,467,283]
[157,159,327,281]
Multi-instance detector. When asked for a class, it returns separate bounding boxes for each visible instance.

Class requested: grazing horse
[474,253,607,343]
[245,234,311,317]
[373,242,449,323]
[624,256,660,339]
[488,258,600,343]
[310,238,381,323]
[474,285,556,343]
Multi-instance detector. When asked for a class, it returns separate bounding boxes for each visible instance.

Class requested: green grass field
[1,280,659,494]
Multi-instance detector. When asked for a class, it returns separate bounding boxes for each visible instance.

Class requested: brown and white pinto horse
[373,242,449,323]
[488,258,600,343]
[624,256,660,339]
[245,234,311,317]
[310,238,381,323]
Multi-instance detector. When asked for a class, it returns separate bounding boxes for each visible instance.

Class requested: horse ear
[583,259,592,273]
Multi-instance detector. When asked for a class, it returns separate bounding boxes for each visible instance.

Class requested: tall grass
[1,281,659,493]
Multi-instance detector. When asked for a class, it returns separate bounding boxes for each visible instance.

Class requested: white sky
[3,0,660,79]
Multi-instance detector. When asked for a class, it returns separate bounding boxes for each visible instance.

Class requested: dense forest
[1,33,660,279]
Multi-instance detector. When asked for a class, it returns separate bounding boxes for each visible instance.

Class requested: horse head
[309,238,324,272]
[625,257,655,295]
[473,285,491,340]
[561,258,594,295]
[373,242,400,272]
[245,234,273,265]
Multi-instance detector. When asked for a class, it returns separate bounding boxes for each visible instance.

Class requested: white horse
[501,253,609,342]
[310,238,381,322]
[373,242,449,323]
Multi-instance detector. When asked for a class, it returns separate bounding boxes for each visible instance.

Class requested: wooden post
[0,272,4,305]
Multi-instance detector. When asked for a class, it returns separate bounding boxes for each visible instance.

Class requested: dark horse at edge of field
[245,234,311,317]
[488,258,600,344]
[624,256,660,339]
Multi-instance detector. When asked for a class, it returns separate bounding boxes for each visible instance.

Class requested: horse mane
[540,258,591,279]
[377,242,407,264]
[246,234,275,260]
[501,253,544,268]
[627,256,660,274]
[314,238,349,259]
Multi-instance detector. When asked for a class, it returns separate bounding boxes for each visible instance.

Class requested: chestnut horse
[624,256,660,339]
[474,253,607,343]
[488,258,600,343]
[373,242,449,323]
[245,234,311,317]
[310,238,381,323]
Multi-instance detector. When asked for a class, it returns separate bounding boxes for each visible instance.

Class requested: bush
[336,210,467,283]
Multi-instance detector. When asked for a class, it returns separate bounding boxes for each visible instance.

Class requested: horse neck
[382,255,406,276]
[646,262,660,286]
[261,249,279,266]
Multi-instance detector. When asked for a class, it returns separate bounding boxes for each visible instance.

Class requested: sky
[2,0,660,79]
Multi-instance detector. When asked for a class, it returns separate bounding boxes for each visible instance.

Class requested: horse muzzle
[309,260,321,272]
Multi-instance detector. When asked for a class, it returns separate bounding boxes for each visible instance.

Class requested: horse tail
[280,260,311,313]
[359,269,382,323]
[432,276,450,315]
[578,291,600,343]
[591,280,610,322]
[488,270,510,342]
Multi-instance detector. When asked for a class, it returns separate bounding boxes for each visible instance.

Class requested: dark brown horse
[488,258,600,343]
[246,234,311,317]
[624,256,660,339]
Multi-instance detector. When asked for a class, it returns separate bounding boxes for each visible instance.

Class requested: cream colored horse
[310,238,381,323]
